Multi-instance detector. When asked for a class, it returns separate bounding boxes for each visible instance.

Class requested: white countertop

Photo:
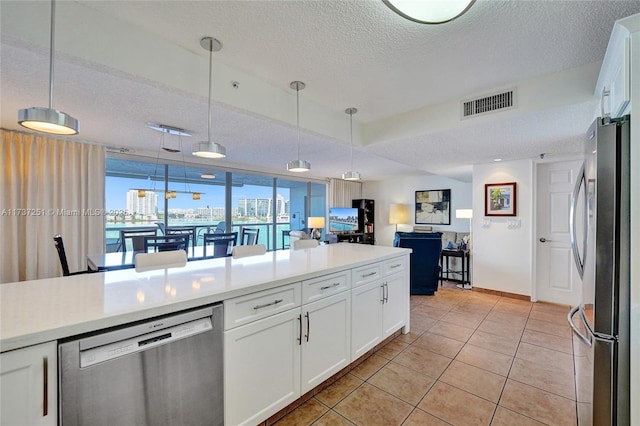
[0,244,409,352]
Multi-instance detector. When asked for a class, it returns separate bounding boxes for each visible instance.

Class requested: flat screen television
[329,207,360,233]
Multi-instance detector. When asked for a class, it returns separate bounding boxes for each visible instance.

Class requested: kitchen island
[1,243,410,425]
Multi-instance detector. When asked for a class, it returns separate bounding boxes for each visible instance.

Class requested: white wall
[362,175,472,247]
[472,159,534,296]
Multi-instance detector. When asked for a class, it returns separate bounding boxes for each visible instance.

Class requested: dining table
[87,246,209,272]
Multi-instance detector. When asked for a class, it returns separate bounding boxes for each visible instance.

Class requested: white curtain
[328,178,362,207]
[1,130,105,283]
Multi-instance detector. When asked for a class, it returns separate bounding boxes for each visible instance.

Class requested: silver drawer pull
[253,299,284,310]
[390,264,402,268]
[362,272,377,277]
[320,283,341,290]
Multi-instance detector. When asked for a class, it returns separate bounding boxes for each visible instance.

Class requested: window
[105,156,326,252]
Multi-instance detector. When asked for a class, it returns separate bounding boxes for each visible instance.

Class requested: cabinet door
[382,273,407,339]
[224,308,301,426]
[1,341,57,426]
[301,291,351,393]
[351,280,383,360]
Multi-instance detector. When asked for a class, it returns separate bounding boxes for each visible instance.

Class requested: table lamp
[389,204,409,232]
[308,217,325,240]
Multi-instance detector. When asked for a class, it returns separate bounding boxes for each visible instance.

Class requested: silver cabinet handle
[380,284,385,303]
[362,272,377,277]
[320,283,340,290]
[305,312,310,342]
[297,314,302,345]
[390,264,402,269]
[43,356,48,416]
[253,299,283,310]
[384,283,389,303]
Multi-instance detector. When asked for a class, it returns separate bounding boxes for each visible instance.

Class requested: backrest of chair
[120,229,158,252]
[232,244,266,258]
[203,232,237,257]
[165,226,195,248]
[292,239,319,250]
[213,221,227,233]
[135,250,187,272]
[240,227,260,245]
[53,234,71,276]
[144,235,189,253]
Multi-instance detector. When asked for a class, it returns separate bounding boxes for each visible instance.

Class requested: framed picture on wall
[485,182,517,216]
[415,189,451,225]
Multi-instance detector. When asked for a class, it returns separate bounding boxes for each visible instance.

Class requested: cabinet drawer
[302,271,350,304]
[224,283,301,330]
[383,257,406,276]
[351,263,382,288]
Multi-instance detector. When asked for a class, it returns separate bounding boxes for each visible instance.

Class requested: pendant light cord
[296,84,301,160]
[207,39,213,143]
[48,0,56,109]
[349,111,354,170]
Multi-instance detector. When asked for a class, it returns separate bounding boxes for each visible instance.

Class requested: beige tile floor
[272,283,578,426]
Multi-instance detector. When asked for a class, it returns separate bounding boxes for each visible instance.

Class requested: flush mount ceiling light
[286,81,311,173]
[342,107,361,181]
[382,0,476,24]
[193,36,226,159]
[18,0,79,135]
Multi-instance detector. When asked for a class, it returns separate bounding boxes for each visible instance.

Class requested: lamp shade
[455,209,473,219]
[308,217,325,229]
[389,204,409,225]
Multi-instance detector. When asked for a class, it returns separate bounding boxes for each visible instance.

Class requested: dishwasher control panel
[80,316,212,368]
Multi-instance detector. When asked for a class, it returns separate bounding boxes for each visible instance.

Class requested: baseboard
[472,286,530,301]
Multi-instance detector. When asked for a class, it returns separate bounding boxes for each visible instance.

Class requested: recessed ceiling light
[493,158,502,162]
[201,173,215,179]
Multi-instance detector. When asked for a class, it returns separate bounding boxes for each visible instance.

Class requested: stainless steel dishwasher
[59,304,223,426]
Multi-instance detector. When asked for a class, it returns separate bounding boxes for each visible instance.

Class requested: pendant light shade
[382,0,476,24]
[287,81,310,173]
[18,0,79,135]
[193,36,226,159]
[342,107,361,181]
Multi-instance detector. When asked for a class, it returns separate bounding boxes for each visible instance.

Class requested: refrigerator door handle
[569,163,586,279]
[567,305,592,347]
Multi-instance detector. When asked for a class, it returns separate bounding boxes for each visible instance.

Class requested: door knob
[539,237,550,243]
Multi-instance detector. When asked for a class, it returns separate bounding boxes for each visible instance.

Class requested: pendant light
[18,0,79,135]
[382,0,476,24]
[342,107,361,181]
[286,81,311,172]
[192,36,226,159]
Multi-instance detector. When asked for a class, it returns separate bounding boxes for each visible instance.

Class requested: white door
[535,160,584,305]
[350,280,383,360]
[382,273,406,338]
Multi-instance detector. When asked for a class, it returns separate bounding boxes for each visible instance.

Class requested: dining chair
[119,228,157,252]
[165,226,195,252]
[240,227,260,245]
[203,232,238,258]
[232,244,266,258]
[143,235,189,253]
[53,235,91,276]
[292,239,320,250]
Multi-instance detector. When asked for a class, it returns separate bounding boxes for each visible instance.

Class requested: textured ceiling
[2,1,640,182]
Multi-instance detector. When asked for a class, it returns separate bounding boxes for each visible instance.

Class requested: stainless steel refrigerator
[568,115,630,425]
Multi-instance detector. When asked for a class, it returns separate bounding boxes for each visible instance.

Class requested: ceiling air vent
[461,88,516,119]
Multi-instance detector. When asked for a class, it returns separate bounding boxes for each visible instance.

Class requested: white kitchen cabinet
[596,22,632,118]
[224,271,352,425]
[0,341,57,426]
[300,290,351,393]
[351,258,407,360]
[224,308,301,426]
[351,279,384,360]
[382,273,407,338]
